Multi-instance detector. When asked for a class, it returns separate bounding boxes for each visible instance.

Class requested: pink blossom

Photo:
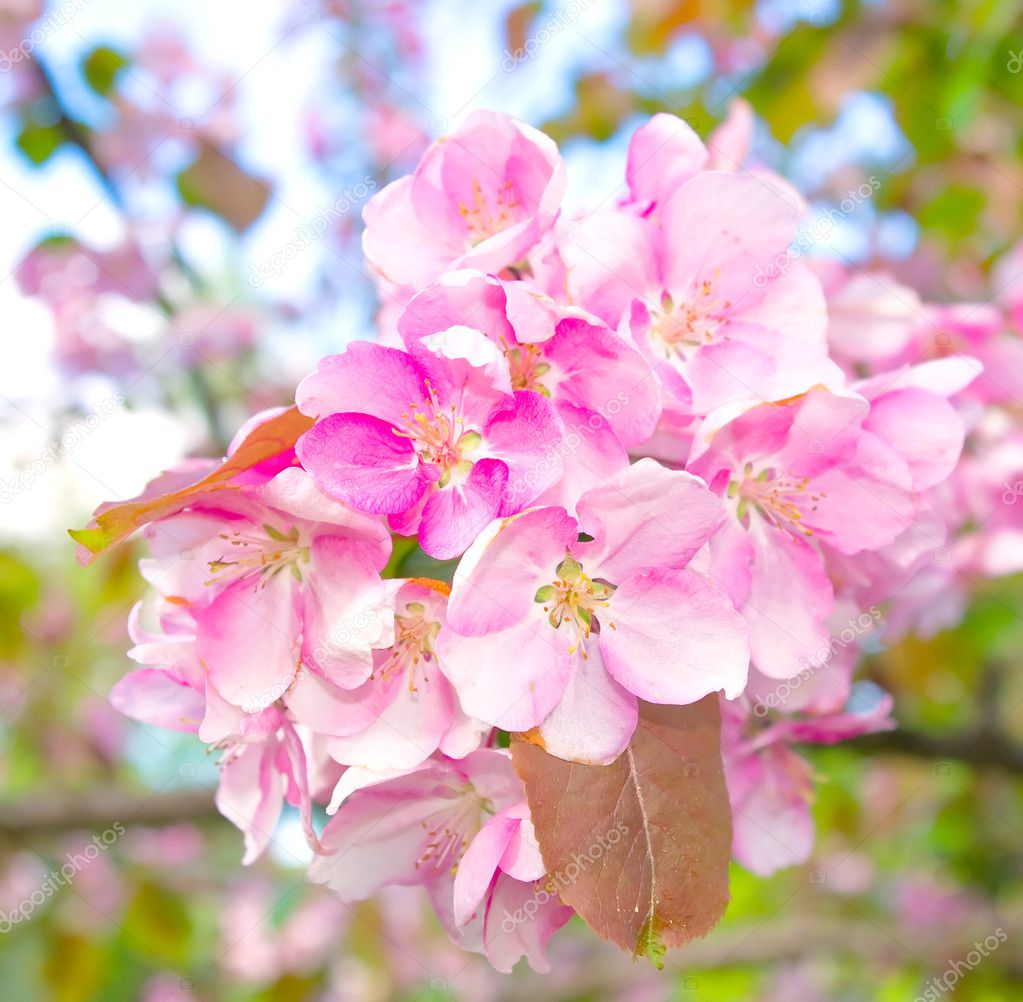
[399,271,662,449]
[689,387,953,677]
[296,338,564,558]
[397,270,662,505]
[556,169,836,418]
[723,683,893,875]
[15,236,160,375]
[453,799,572,973]
[325,578,484,770]
[110,601,205,733]
[139,467,394,703]
[363,110,566,288]
[82,105,1011,972]
[440,460,748,764]
[220,881,350,983]
[310,749,570,971]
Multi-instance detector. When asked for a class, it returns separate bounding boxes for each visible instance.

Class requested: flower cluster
[93,109,1022,971]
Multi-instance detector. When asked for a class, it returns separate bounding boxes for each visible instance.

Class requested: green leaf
[82,46,129,96]
[918,185,986,242]
[16,123,63,165]
[122,881,192,966]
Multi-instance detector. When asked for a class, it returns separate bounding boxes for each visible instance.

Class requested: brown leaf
[69,406,313,564]
[504,1,542,55]
[177,142,271,232]
[511,697,731,964]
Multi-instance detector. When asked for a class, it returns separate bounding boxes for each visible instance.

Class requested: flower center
[376,601,441,693]
[651,278,732,357]
[415,783,495,875]
[730,464,826,539]
[393,379,482,487]
[535,554,616,656]
[459,178,520,246]
[501,339,551,396]
[207,523,310,586]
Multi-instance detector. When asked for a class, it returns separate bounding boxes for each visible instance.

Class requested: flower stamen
[535,554,617,656]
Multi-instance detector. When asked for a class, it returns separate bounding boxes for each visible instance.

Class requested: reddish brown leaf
[69,406,313,565]
[177,142,271,232]
[511,697,732,964]
[504,1,542,54]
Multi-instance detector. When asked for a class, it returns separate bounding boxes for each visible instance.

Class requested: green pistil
[555,554,583,581]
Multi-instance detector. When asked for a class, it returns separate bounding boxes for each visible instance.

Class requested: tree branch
[0,788,220,841]
[501,914,1022,1001]
[854,725,1023,775]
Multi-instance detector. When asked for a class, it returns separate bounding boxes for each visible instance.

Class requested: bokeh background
[1,0,1022,999]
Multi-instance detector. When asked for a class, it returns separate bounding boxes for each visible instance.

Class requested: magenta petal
[417,459,507,559]
[484,390,564,514]
[297,412,427,515]
[296,341,427,422]
[545,318,661,448]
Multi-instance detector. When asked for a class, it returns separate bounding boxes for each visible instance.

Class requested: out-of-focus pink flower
[722,683,893,876]
[16,237,160,375]
[142,974,202,1002]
